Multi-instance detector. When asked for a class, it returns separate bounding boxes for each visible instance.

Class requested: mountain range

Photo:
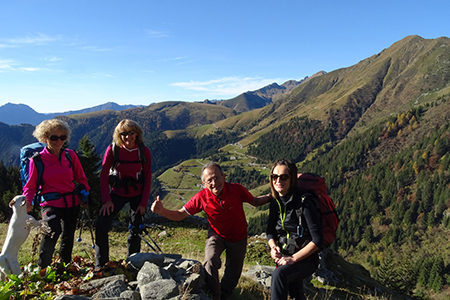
[1,35,449,168]
[0,74,323,126]
[0,102,144,126]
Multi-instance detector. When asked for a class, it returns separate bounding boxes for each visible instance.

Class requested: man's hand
[151,196,164,214]
[99,201,114,216]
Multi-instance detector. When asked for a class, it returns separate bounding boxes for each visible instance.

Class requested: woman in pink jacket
[23,119,90,268]
[94,119,152,271]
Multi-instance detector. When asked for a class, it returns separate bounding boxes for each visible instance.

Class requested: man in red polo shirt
[151,161,270,300]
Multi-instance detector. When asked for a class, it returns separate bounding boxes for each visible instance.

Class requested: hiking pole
[139,224,163,254]
[128,224,157,252]
[83,207,96,249]
[77,207,95,249]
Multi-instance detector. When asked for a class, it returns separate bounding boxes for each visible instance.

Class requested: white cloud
[0,59,15,71]
[45,56,62,62]
[171,76,283,96]
[5,33,58,45]
[19,67,40,72]
[145,30,169,38]
[91,73,115,78]
[82,46,111,52]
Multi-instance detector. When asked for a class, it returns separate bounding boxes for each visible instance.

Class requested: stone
[140,278,179,299]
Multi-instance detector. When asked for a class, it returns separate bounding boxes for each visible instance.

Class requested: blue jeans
[94,193,143,267]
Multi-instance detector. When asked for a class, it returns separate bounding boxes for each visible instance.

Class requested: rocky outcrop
[243,248,339,292]
[53,249,341,299]
[55,253,210,300]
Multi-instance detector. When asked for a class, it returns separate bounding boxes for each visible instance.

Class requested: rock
[54,296,91,300]
[121,290,142,300]
[137,261,171,287]
[127,253,165,270]
[140,278,179,299]
[79,274,128,292]
[92,278,129,299]
[243,265,275,290]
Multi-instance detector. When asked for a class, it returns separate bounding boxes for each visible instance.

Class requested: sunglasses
[270,174,291,181]
[120,131,135,136]
[48,135,67,141]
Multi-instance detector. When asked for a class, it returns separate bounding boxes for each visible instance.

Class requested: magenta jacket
[23,147,90,208]
[99,144,152,208]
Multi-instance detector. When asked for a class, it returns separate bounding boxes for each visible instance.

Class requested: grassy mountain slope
[213,36,450,145]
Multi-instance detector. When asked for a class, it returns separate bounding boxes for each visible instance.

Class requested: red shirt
[184,182,254,242]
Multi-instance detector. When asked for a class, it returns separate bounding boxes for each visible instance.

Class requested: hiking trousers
[270,255,318,300]
[38,205,80,268]
[94,193,143,268]
[204,231,247,300]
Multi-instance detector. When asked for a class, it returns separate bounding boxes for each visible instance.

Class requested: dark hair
[269,159,298,197]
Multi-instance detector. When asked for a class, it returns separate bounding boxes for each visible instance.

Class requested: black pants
[270,255,319,300]
[38,205,80,268]
[94,193,143,268]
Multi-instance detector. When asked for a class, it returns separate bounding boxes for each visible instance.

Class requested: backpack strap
[296,192,320,233]
[64,149,73,168]
[31,153,44,210]
[111,143,147,168]
[111,143,120,169]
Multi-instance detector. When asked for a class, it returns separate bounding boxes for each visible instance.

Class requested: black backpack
[108,143,147,193]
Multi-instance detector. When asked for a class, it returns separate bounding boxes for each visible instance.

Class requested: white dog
[0,195,53,280]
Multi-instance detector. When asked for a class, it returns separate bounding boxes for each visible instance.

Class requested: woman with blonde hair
[95,119,152,271]
[23,118,90,268]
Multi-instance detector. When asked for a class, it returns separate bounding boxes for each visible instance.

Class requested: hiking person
[23,119,90,269]
[94,119,152,271]
[151,161,271,300]
[266,159,323,300]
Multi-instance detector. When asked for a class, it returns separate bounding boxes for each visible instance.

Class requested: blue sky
[0,0,449,113]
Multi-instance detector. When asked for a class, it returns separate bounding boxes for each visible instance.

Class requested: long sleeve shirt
[99,143,152,207]
[23,147,90,208]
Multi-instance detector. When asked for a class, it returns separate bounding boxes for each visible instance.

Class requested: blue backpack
[20,142,72,205]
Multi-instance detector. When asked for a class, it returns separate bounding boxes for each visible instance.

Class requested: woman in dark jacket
[266,159,323,300]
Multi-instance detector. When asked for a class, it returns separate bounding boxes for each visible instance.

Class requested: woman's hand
[275,255,296,265]
[99,201,114,216]
[136,205,146,216]
[26,201,33,213]
[270,245,282,261]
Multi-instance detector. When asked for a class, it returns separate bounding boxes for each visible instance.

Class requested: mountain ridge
[0,101,143,125]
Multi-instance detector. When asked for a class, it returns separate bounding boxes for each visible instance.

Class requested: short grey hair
[201,162,224,181]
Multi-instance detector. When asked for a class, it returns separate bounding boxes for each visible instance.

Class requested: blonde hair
[113,119,144,147]
[33,119,71,143]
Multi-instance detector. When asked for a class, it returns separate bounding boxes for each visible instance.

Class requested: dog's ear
[9,198,16,208]
[9,195,26,208]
